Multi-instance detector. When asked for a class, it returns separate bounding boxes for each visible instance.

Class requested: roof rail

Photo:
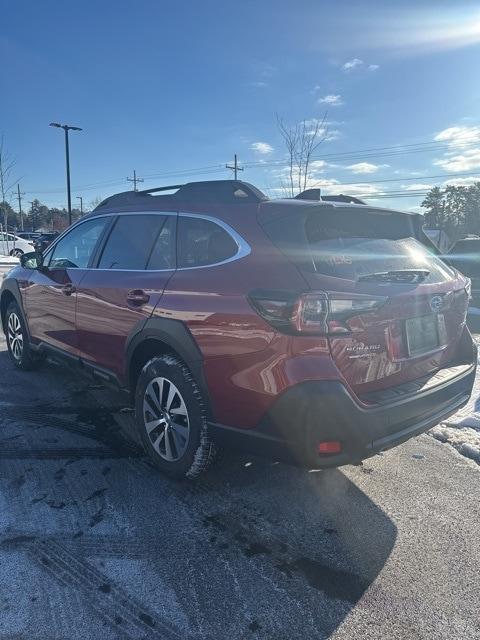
[94,180,267,210]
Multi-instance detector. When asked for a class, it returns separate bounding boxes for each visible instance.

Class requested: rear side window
[262,207,454,283]
[98,214,174,270]
[177,217,238,268]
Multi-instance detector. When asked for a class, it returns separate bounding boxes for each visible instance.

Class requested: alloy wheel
[7,312,23,361]
[143,377,190,461]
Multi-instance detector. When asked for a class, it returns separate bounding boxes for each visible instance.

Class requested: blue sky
[2,0,480,211]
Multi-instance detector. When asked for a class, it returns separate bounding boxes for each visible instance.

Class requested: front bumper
[209,359,477,468]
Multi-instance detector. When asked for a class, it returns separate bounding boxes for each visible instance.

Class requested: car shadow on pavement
[0,351,398,639]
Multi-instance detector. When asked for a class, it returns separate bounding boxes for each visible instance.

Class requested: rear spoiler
[294,188,367,205]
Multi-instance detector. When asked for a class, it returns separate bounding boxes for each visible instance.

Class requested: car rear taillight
[249,290,386,335]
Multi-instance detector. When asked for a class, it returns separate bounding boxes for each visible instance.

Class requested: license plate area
[405,314,440,356]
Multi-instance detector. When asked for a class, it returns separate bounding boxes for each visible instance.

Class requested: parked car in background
[34,232,59,253]
[17,232,41,242]
[0,232,35,257]
[447,237,480,308]
[0,180,476,479]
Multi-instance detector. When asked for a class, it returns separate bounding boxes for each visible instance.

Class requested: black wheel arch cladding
[125,316,213,418]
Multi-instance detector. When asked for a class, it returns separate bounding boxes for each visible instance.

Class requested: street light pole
[76,196,83,214]
[64,127,72,221]
[49,122,82,226]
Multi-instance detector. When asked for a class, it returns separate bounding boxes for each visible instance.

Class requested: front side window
[177,217,238,268]
[98,214,173,270]
[49,218,109,269]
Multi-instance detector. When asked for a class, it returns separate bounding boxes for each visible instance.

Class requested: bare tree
[276,113,328,197]
[0,136,18,244]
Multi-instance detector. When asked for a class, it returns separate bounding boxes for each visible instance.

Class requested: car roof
[91,179,418,221]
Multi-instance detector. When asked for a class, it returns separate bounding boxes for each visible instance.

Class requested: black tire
[4,301,42,370]
[134,355,216,479]
[10,249,23,258]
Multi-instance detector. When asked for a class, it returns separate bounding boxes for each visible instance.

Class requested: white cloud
[443,176,480,187]
[347,162,385,174]
[250,142,274,155]
[318,94,343,106]
[324,182,382,197]
[250,81,268,88]
[303,118,342,141]
[402,183,433,191]
[434,125,480,147]
[432,125,480,172]
[309,160,328,172]
[434,148,480,172]
[342,58,363,71]
[368,64,380,71]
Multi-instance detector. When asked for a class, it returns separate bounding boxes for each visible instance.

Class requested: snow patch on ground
[429,332,480,465]
[0,255,19,264]
[430,424,480,464]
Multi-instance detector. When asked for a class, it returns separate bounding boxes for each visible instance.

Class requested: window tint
[98,214,171,270]
[49,218,109,269]
[147,216,176,270]
[177,217,238,268]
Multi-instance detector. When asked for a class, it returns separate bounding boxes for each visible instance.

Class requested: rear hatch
[259,202,469,395]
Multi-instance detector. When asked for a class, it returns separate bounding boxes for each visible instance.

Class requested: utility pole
[226,154,243,180]
[76,196,83,214]
[127,170,144,192]
[16,184,25,231]
[49,123,83,226]
[29,201,36,233]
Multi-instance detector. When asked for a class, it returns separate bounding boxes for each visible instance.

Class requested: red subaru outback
[1,181,476,478]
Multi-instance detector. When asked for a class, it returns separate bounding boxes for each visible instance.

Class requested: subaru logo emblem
[430,295,443,312]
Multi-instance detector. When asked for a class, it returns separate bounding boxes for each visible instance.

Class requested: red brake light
[318,441,342,454]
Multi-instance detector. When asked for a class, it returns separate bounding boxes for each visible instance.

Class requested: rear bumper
[209,358,477,468]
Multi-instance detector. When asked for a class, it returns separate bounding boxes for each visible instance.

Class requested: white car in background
[0,232,35,257]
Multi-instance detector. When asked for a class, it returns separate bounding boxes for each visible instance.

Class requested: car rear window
[261,206,454,283]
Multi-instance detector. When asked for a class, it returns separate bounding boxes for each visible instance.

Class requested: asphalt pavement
[0,264,479,639]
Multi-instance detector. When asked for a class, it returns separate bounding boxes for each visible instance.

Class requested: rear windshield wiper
[357,269,430,283]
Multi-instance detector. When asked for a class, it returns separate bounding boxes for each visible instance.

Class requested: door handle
[62,283,76,296]
[126,289,150,306]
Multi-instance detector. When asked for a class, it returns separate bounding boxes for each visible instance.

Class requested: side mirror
[20,251,44,269]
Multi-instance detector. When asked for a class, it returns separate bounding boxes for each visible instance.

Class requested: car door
[23,216,111,355]
[75,212,176,379]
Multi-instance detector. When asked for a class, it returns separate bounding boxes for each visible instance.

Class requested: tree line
[421,183,480,240]
[0,199,90,233]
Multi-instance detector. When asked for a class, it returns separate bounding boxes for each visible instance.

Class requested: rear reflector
[318,441,342,454]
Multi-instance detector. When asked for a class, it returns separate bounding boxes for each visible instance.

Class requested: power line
[22,137,480,196]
